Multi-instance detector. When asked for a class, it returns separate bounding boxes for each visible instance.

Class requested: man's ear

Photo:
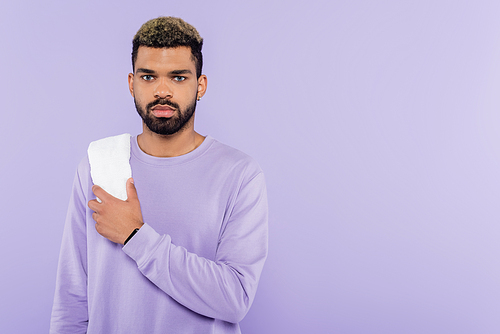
[128,73,134,96]
[197,74,207,99]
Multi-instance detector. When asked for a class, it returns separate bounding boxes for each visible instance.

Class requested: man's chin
[145,121,184,136]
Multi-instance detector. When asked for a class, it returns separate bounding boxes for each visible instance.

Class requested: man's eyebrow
[169,69,193,75]
[136,68,155,74]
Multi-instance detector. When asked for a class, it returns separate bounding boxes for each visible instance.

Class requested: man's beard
[134,96,197,135]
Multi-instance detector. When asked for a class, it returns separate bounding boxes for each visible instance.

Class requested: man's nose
[154,80,173,99]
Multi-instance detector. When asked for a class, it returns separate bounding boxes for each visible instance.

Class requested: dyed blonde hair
[132,17,203,77]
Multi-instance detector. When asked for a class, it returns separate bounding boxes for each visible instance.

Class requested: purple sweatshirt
[50,135,268,334]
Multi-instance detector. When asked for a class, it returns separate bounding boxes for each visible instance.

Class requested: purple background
[2,1,500,333]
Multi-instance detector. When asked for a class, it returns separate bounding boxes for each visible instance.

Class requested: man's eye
[174,76,186,82]
[142,75,154,81]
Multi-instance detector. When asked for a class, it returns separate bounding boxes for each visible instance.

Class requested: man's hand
[88,178,144,244]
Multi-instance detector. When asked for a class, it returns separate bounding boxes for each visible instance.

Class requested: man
[50,17,268,334]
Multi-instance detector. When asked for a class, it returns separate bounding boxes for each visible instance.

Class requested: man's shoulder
[74,133,132,183]
[207,138,263,175]
[88,133,131,148]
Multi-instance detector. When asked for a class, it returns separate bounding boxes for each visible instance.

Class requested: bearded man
[50,17,268,334]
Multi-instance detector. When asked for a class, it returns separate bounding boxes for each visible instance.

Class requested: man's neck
[137,124,205,158]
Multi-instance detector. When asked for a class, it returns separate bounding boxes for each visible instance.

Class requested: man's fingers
[92,185,112,201]
[88,199,100,211]
[126,178,138,202]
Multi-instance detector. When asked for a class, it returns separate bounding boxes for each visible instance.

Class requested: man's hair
[132,17,203,78]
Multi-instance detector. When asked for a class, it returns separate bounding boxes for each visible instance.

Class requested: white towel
[87,133,132,201]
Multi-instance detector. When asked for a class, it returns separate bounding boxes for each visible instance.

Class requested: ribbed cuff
[122,223,164,266]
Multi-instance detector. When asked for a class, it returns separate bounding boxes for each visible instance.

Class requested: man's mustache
[147,99,179,110]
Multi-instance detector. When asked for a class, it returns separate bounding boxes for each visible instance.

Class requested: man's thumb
[126,178,138,200]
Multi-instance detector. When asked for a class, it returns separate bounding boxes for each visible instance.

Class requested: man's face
[128,46,206,135]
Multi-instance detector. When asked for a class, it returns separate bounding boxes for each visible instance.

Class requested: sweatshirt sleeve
[50,164,89,333]
[122,172,268,323]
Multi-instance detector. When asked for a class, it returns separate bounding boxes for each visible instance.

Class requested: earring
[197,96,201,101]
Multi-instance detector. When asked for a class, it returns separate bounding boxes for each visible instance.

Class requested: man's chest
[131,164,236,259]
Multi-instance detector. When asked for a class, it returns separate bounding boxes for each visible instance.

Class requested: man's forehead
[135,46,195,69]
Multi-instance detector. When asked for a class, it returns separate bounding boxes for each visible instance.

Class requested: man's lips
[151,105,175,118]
